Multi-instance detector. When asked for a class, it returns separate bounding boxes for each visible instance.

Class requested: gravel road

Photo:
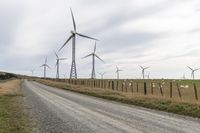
[22,80,200,133]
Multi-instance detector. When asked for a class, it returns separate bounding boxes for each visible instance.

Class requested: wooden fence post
[122,82,124,92]
[125,81,128,93]
[144,82,147,95]
[108,81,110,89]
[112,81,114,90]
[136,82,139,93]
[176,83,182,98]
[131,82,134,94]
[159,83,163,96]
[170,82,173,98]
[116,80,118,91]
[151,82,154,95]
[193,83,198,100]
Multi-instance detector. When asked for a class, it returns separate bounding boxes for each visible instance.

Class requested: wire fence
[44,78,200,102]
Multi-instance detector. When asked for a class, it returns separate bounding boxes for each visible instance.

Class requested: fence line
[41,78,199,101]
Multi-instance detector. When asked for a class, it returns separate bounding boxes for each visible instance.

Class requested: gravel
[22,80,200,133]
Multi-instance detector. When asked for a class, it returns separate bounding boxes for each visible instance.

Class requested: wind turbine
[55,52,67,79]
[98,72,106,79]
[40,57,50,78]
[59,8,98,79]
[139,65,150,79]
[30,69,35,76]
[63,73,67,78]
[116,65,123,79]
[82,42,104,79]
[187,66,199,80]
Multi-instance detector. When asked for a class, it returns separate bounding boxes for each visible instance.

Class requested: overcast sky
[1,0,200,79]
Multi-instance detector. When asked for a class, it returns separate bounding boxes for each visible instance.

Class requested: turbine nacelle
[71,30,76,34]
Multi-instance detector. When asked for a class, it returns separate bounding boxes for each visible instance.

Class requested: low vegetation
[0,80,31,133]
[0,72,18,80]
[35,79,200,118]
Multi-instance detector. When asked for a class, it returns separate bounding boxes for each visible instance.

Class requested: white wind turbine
[139,65,150,79]
[40,57,50,78]
[82,42,104,79]
[116,65,123,79]
[98,72,106,79]
[30,69,35,76]
[55,52,67,79]
[187,66,200,80]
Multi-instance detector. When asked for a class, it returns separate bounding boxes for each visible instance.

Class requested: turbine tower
[182,73,186,79]
[187,66,199,80]
[55,52,67,79]
[147,72,150,79]
[98,72,106,79]
[116,66,122,79]
[59,8,98,79]
[82,42,104,79]
[139,65,150,79]
[40,57,50,78]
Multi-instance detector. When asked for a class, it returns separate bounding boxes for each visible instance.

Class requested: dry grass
[34,79,200,118]
[0,79,31,133]
[0,80,22,95]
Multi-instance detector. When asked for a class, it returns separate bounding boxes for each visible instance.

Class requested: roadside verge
[0,80,32,133]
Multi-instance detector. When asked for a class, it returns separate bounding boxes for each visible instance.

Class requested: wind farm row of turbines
[30,8,199,80]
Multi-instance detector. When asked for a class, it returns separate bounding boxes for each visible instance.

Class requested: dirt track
[23,80,200,133]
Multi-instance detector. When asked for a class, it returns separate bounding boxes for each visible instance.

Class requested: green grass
[35,79,200,118]
[0,94,31,133]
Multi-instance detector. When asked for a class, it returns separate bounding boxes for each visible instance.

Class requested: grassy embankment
[35,79,200,118]
[0,80,31,133]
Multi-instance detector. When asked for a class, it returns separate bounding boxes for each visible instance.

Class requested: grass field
[0,80,31,133]
[34,79,200,118]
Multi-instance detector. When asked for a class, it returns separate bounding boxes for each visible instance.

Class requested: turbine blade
[187,66,193,71]
[46,65,51,69]
[45,57,47,64]
[54,51,59,58]
[116,65,119,70]
[76,32,99,41]
[59,35,73,52]
[94,42,97,53]
[40,64,45,67]
[144,67,150,70]
[139,65,143,69]
[82,54,93,59]
[70,8,76,31]
[95,54,104,62]
[194,68,200,71]
[59,58,67,60]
